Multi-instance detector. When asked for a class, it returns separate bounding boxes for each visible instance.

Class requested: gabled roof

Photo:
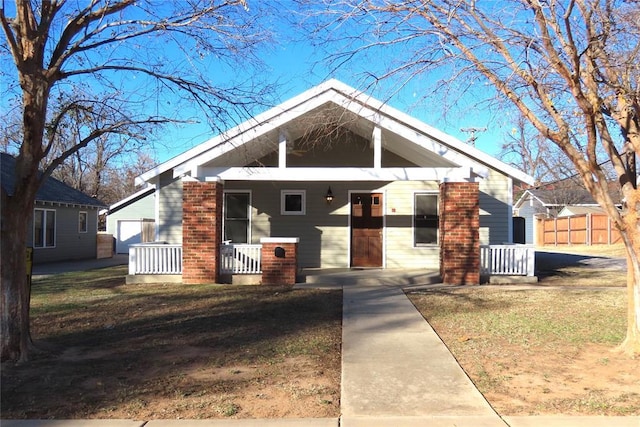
[137,79,534,186]
[1,152,106,208]
[100,185,155,216]
[514,183,622,209]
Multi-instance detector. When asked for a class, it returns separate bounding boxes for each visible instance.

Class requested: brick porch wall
[439,182,480,285]
[261,238,299,285]
[182,180,222,284]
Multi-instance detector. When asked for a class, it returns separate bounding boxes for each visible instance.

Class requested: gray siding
[106,192,155,235]
[158,171,183,244]
[478,169,513,245]
[31,204,99,264]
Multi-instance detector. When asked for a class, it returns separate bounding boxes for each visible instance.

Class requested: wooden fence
[536,213,621,246]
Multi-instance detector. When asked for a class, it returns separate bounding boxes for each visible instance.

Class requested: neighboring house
[103,186,156,254]
[513,186,620,244]
[1,152,106,264]
[135,79,534,283]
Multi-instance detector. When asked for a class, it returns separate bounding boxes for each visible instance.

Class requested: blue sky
[154,13,514,164]
[159,52,511,164]
[0,1,516,166]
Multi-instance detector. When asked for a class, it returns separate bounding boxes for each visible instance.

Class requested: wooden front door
[350,192,383,267]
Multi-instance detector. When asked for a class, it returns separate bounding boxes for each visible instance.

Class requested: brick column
[260,238,299,285]
[439,182,480,285]
[182,179,223,284]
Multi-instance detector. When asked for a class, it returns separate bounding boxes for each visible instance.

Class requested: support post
[182,179,223,284]
[439,182,480,285]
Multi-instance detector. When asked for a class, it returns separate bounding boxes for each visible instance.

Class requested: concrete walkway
[340,283,505,427]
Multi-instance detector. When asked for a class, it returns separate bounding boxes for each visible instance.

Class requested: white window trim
[222,190,252,244]
[281,190,306,215]
[34,208,56,249]
[79,211,88,233]
[413,191,439,247]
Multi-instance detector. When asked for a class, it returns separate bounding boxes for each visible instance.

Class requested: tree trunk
[1,59,49,362]
[1,193,35,362]
[618,192,640,355]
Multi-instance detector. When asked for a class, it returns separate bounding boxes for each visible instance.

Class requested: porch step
[299,268,441,287]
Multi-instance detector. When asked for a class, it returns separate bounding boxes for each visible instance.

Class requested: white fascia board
[137,82,344,185]
[202,166,471,182]
[330,96,490,178]
[338,85,535,185]
[172,91,338,179]
[513,191,530,209]
[514,190,552,209]
[106,185,156,213]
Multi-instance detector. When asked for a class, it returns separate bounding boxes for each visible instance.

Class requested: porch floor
[295,268,442,289]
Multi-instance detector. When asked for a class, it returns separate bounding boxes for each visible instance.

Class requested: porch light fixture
[325,187,334,204]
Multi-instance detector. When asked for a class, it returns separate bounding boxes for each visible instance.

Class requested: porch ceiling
[199,102,458,169]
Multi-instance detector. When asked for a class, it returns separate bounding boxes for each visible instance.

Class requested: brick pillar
[439,182,480,285]
[182,180,223,284]
[260,238,299,285]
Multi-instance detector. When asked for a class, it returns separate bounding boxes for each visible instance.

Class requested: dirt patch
[459,341,640,415]
[408,287,640,416]
[1,275,341,419]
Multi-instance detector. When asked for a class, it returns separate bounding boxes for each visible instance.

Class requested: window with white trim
[78,211,88,233]
[414,193,438,245]
[34,208,56,248]
[281,190,305,215]
[224,192,250,243]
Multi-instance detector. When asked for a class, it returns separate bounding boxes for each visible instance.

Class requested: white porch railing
[220,243,262,274]
[480,244,535,276]
[129,243,182,275]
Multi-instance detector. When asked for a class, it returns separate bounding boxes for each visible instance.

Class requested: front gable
[138,80,533,186]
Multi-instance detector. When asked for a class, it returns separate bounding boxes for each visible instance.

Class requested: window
[224,192,250,243]
[34,209,56,248]
[281,190,305,215]
[78,211,88,233]
[414,193,438,245]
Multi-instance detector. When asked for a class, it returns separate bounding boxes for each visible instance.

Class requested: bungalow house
[135,80,534,284]
[1,152,106,264]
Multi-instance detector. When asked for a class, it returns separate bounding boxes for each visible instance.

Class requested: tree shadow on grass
[2,283,342,419]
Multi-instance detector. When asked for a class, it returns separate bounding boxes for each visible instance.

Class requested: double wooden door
[350,193,383,267]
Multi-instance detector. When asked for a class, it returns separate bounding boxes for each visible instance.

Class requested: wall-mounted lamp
[325,186,334,204]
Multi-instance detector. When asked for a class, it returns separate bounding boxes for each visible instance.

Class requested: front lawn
[1,266,342,419]
[408,284,640,415]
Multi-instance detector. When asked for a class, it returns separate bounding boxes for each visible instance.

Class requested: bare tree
[304,0,640,355]
[0,0,278,362]
[500,114,574,184]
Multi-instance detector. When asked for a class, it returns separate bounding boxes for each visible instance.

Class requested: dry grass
[408,286,640,415]
[1,267,342,419]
